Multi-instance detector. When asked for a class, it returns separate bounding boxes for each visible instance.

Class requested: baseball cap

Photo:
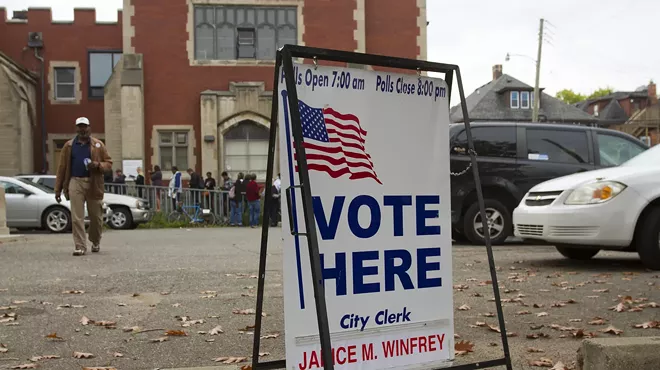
[75,117,90,126]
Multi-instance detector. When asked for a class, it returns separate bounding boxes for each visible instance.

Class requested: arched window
[224,121,269,181]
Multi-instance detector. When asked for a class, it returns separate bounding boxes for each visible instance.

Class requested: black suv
[450,122,648,245]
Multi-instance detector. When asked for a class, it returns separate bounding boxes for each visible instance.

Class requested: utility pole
[532,18,544,123]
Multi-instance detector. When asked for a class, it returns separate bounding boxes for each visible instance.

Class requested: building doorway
[223,120,269,182]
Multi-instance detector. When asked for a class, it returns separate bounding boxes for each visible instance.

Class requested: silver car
[17,175,153,230]
[0,176,112,233]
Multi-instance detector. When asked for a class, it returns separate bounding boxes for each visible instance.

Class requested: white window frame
[54,67,76,101]
[159,131,190,170]
[223,122,269,181]
[510,91,520,109]
[520,91,530,109]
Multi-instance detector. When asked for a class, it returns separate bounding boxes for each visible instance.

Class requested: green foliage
[555,86,615,105]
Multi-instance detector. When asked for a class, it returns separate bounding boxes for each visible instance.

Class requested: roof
[450,74,598,124]
[574,89,650,125]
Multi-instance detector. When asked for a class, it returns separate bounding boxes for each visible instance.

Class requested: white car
[0,176,112,233]
[16,175,153,230]
[512,143,660,270]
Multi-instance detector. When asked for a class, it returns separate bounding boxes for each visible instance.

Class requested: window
[159,131,189,170]
[521,91,530,109]
[89,51,122,98]
[453,126,517,158]
[526,129,589,164]
[597,133,646,167]
[194,5,297,61]
[593,104,599,117]
[37,177,56,190]
[54,67,76,100]
[224,121,269,181]
[0,181,24,194]
[510,91,519,108]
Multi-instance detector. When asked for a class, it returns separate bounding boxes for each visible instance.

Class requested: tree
[555,89,586,105]
[587,87,614,99]
[555,86,615,104]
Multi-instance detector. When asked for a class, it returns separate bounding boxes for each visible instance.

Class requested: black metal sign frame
[250,44,513,370]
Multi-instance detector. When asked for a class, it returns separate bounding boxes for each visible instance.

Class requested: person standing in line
[187,168,204,205]
[269,176,281,227]
[246,174,261,228]
[220,171,233,221]
[204,171,216,210]
[230,172,245,226]
[54,117,112,256]
[135,167,145,198]
[149,165,163,211]
[169,166,183,211]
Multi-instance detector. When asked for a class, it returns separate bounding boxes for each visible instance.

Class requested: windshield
[620,143,660,167]
[17,178,54,193]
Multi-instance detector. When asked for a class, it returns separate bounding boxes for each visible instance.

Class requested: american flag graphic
[294,100,382,184]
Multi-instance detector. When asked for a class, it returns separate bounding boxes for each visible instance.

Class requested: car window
[453,126,517,158]
[0,181,23,194]
[17,178,52,193]
[597,133,646,167]
[38,177,56,189]
[526,128,589,164]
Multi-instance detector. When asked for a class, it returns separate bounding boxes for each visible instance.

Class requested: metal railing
[103,183,233,221]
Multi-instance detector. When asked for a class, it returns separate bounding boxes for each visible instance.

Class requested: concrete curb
[0,234,27,243]
[577,336,660,370]
[161,366,241,370]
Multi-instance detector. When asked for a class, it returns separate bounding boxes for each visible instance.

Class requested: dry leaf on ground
[94,321,117,328]
[10,364,37,369]
[482,313,495,317]
[537,312,549,317]
[261,333,280,339]
[45,333,64,340]
[458,304,471,311]
[213,357,248,363]
[600,326,623,335]
[63,290,85,294]
[209,325,224,335]
[529,357,554,367]
[633,321,660,329]
[259,352,270,357]
[165,330,188,336]
[113,352,123,357]
[80,316,91,325]
[233,308,267,316]
[151,337,169,343]
[73,352,94,359]
[610,302,627,312]
[454,340,474,356]
[550,362,570,370]
[527,347,545,353]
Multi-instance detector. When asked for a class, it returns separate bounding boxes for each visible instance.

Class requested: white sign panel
[278,63,453,370]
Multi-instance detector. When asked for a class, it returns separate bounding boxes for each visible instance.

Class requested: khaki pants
[69,177,103,250]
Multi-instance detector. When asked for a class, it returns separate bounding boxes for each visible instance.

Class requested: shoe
[91,244,100,253]
[73,247,86,256]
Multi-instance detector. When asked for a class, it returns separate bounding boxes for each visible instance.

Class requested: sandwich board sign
[278,62,454,369]
[249,45,512,370]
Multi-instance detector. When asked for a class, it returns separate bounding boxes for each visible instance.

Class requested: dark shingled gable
[450,74,598,124]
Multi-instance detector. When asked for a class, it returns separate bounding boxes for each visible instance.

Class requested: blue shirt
[70,138,91,178]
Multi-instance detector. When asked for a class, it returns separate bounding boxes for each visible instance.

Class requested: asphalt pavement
[0,228,659,370]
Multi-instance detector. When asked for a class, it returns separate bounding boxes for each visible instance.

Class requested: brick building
[0,0,427,183]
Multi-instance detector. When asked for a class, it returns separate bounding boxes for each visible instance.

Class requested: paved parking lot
[0,228,659,370]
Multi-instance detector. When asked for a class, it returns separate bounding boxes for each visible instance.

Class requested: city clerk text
[312,194,444,296]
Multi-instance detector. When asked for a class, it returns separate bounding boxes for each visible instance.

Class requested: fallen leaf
[569,319,582,322]
[209,325,224,335]
[80,316,91,326]
[261,333,280,339]
[10,364,37,369]
[550,324,577,332]
[0,317,15,323]
[201,290,217,294]
[160,292,170,295]
[610,303,627,312]
[232,308,267,316]
[537,312,549,317]
[517,310,531,315]
[0,306,17,310]
[117,303,126,307]
[151,337,168,343]
[45,333,64,340]
[600,325,623,335]
[526,333,551,339]
[529,357,554,367]
[633,321,660,329]
[454,340,474,356]
[73,351,94,359]
[458,304,471,311]
[213,357,248,364]
[200,294,217,299]
[527,347,545,353]
[551,362,569,370]
[259,352,270,357]
[488,324,501,333]
[589,318,607,325]
[122,326,139,332]
[12,300,28,304]
[172,303,181,307]
[0,343,7,353]
[593,288,609,293]
[113,352,123,357]
[482,312,495,317]
[453,284,469,291]
[63,290,85,294]
[94,321,117,328]
[534,304,544,308]
[165,330,188,336]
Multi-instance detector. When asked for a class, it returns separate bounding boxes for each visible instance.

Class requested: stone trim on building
[122,0,136,53]
[48,61,82,105]
[185,0,305,66]
[416,0,427,61]
[150,125,197,181]
[353,0,365,53]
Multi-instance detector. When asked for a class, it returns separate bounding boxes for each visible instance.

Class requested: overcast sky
[3,0,659,101]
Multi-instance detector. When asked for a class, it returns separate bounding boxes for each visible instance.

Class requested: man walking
[54,117,112,256]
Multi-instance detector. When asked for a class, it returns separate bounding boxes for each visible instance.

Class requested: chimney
[649,80,657,105]
[12,10,28,20]
[492,64,503,81]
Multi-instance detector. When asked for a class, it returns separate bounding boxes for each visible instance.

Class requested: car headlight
[564,181,627,205]
[136,200,146,209]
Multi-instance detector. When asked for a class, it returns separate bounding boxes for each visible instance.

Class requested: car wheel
[635,206,660,270]
[462,199,511,245]
[108,207,133,230]
[555,244,600,260]
[42,207,71,233]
